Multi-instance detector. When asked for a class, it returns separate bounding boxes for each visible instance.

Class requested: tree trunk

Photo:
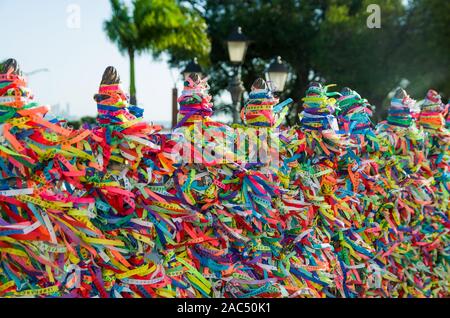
[128,49,137,105]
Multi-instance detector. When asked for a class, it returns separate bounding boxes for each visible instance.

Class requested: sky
[0,0,182,123]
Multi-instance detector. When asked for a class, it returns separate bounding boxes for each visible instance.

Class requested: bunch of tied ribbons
[336,88,375,139]
[335,87,380,166]
[234,78,293,181]
[299,82,339,131]
[418,90,450,215]
[0,58,448,298]
[306,90,386,297]
[0,59,105,297]
[95,67,144,127]
[373,88,448,297]
[376,88,425,163]
[299,83,350,163]
[173,73,235,169]
[176,74,214,128]
[241,78,291,128]
[419,90,446,131]
[446,104,450,129]
[0,60,173,298]
[386,89,414,128]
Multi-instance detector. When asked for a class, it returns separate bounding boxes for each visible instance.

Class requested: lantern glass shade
[226,27,249,64]
[266,56,289,92]
[266,71,288,92]
[182,58,203,80]
[227,41,248,64]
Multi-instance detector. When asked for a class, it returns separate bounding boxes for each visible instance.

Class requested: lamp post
[265,56,289,94]
[226,26,249,123]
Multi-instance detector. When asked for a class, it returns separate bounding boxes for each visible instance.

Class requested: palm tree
[104,0,210,105]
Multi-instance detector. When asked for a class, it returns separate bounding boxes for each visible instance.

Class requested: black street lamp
[226,26,250,123]
[182,58,203,80]
[226,26,250,65]
[266,56,289,93]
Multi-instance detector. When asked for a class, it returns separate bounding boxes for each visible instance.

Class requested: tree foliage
[401,0,450,105]
[104,0,211,104]
[314,0,408,121]
[182,0,449,124]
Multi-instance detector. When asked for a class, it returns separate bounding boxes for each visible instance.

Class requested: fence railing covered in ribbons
[0,59,448,298]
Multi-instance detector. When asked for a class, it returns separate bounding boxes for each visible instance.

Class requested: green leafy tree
[104,0,211,105]
[317,0,449,120]
[400,0,450,102]
[184,0,449,124]
[191,0,329,125]
[313,0,408,121]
